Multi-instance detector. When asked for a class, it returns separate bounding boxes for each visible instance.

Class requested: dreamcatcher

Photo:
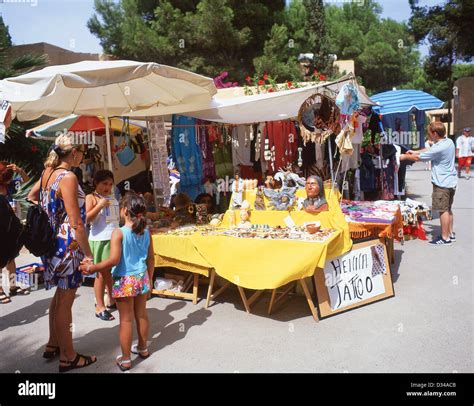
[297,92,341,145]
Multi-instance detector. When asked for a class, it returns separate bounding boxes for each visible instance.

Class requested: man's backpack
[0,194,24,268]
[23,168,67,257]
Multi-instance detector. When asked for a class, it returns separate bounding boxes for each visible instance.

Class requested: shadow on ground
[0,300,212,373]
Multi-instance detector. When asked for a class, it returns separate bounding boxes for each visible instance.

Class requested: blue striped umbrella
[370,89,444,115]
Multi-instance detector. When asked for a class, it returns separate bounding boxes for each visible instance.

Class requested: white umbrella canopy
[126,73,376,124]
[0,60,217,120]
[0,60,217,170]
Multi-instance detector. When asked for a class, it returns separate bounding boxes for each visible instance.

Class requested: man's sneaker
[428,236,452,246]
[449,232,456,242]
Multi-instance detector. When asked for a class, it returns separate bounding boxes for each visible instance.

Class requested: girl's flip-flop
[131,344,150,359]
[95,309,115,321]
[116,355,131,372]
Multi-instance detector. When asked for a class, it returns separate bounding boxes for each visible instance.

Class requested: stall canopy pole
[328,136,334,184]
[102,92,113,172]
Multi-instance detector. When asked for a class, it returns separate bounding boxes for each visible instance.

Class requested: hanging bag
[130,130,146,155]
[116,118,136,167]
[23,168,66,257]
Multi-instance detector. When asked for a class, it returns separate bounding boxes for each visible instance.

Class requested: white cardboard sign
[323,244,387,311]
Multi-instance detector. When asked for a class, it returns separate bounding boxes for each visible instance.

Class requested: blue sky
[0,0,441,55]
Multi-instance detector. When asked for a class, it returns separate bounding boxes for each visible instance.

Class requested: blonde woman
[28,134,97,372]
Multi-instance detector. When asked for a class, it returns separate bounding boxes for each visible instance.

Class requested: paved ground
[1,162,473,373]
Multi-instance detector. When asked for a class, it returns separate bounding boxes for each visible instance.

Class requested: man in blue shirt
[400,122,457,246]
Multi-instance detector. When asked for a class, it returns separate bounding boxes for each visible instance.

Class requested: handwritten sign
[315,240,394,318]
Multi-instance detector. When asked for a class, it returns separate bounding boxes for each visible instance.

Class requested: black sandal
[43,345,60,360]
[96,309,115,321]
[0,292,11,304]
[9,287,30,296]
[59,353,97,373]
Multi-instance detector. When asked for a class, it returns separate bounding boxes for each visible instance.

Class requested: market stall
[150,184,352,320]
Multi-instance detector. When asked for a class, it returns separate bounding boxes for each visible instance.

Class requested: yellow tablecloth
[152,234,212,276]
[151,187,352,290]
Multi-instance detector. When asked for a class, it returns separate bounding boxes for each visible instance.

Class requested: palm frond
[10,53,48,74]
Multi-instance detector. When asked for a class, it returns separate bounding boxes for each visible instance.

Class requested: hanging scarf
[171,115,203,200]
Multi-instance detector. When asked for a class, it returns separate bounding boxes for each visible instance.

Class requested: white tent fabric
[0,60,217,121]
[126,74,376,124]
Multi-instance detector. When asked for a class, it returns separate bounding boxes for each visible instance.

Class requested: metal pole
[103,93,113,172]
[328,135,334,184]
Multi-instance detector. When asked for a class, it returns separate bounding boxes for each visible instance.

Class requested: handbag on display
[116,118,136,167]
[130,131,146,155]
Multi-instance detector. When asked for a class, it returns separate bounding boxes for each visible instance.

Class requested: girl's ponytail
[120,191,147,235]
[129,211,147,235]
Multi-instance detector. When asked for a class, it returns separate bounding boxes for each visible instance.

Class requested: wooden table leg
[268,289,277,315]
[205,269,216,309]
[267,283,296,315]
[390,238,395,264]
[237,286,251,313]
[299,278,319,322]
[247,290,264,307]
[192,273,199,305]
[237,286,264,314]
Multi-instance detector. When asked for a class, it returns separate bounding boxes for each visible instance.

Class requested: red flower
[313,69,319,77]
[31,145,39,153]
[268,87,274,93]
[245,76,252,83]
[319,74,327,81]
[287,81,293,88]
[263,73,268,81]
[258,80,265,86]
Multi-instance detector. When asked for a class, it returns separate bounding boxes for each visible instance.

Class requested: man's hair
[173,192,191,209]
[428,122,446,138]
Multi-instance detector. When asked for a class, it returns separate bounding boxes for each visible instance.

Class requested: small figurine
[265,175,275,189]
[237,201,252,229]
[254,186,266,210]
[210,213,224,227]
[231,171,244,208]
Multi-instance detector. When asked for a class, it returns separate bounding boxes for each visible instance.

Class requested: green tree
[324,0,419,93]
[303,0,334,76]
[253,24,300,81]
[358,19,419,93]
[88,0,284,81]
[409,0,474,135]
[0,16,49,178]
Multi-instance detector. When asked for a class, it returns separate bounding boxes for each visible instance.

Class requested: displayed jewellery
[297,147,303,167]
[201,226,336,243]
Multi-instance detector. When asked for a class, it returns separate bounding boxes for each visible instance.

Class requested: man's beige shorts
[432,184,456,212]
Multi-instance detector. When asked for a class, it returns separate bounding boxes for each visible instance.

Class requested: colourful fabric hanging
[264,120,298,174]
[197,120,217,182]
[171,115,203,200]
